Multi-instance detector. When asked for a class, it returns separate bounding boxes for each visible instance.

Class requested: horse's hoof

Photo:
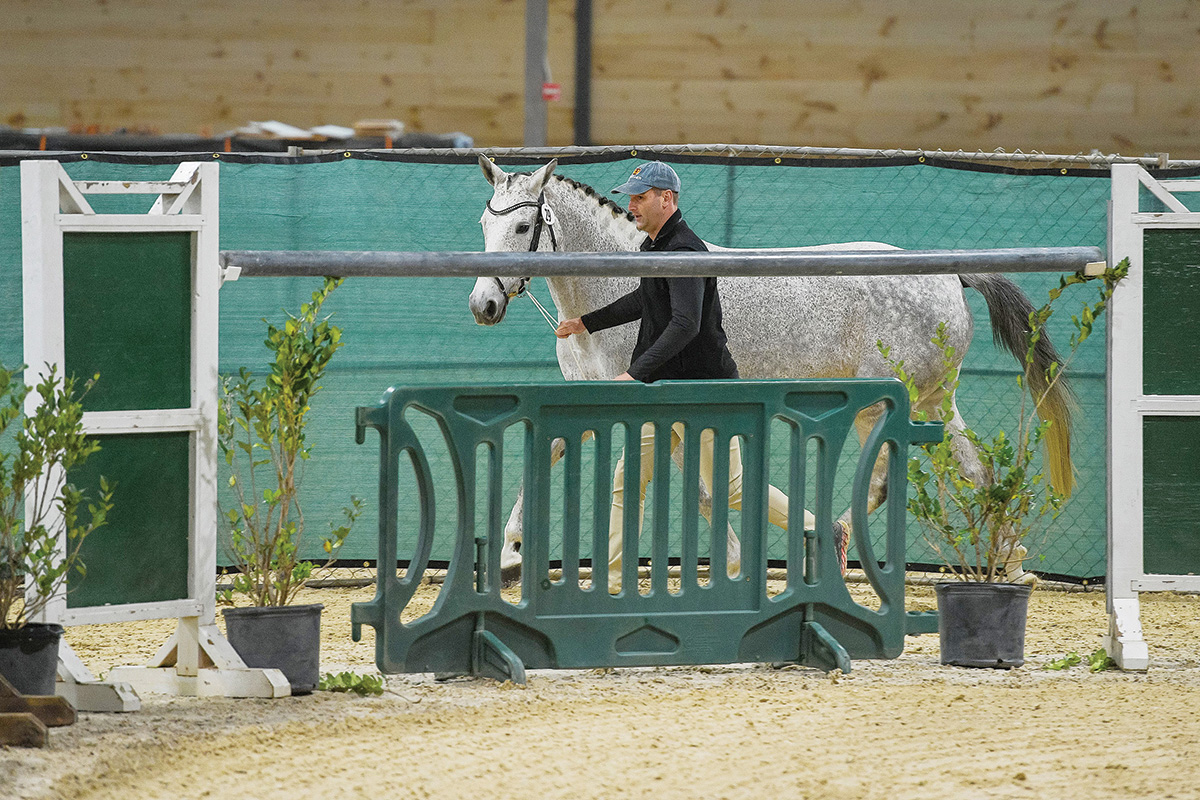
[500,563,522,587]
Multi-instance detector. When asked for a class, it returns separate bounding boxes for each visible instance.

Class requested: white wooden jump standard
[1106,163,1200,671]
[21,160,288,706]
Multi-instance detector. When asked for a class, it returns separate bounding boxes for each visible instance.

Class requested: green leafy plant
[218,278,363,607]
[1044,648,1117,672]
[318,670,385,696]
[1087,647,1117,672]
[0,363,113,630]
[1045,651,1082,670]
[882,261,1128,582]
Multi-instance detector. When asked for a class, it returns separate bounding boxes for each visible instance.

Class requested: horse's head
[470,156,558,325]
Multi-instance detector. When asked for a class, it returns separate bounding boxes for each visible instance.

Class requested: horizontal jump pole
[219,246,1105,279]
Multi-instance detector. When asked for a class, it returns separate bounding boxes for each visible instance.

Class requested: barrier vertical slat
[787,422,808,588]
[592,427,612,594]
[680,424,701,591]
[487,438,504,597]
[650,420,672,594]
[523,421,544,599]
[562,433,582,589]
[709,428,731,584]
[620,422,641,594]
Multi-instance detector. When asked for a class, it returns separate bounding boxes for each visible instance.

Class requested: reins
[484,188,589,377]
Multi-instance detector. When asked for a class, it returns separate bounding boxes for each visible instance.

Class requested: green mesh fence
[0,151,1113,580]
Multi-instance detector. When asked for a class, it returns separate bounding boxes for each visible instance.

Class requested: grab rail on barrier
[350,379,943,682]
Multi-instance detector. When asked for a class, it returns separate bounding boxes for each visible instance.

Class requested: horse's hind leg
[831,405,887,575]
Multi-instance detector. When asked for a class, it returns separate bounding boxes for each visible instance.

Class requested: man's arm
[579,288,642,334]
[626,277,704,382]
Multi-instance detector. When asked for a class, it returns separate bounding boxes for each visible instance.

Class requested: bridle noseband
[485,190,557,298]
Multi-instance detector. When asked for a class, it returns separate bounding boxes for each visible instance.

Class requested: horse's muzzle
[470,292,507,325]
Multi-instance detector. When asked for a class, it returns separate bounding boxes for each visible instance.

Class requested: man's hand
[555,318,586,338]
[613,372,635,381]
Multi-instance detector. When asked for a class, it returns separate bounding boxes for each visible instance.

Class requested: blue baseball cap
[611,161,681,195]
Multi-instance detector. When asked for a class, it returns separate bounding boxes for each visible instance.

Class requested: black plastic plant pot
[222,603,323,694]
[0,622,64,696]
[935,582,1032,669]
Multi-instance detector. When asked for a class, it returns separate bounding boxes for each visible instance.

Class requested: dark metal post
[524,0,549,147]
[573,0,592,146]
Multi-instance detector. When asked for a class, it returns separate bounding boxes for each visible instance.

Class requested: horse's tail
[959,273,1075,497]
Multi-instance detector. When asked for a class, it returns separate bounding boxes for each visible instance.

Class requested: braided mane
[511,171,636,223]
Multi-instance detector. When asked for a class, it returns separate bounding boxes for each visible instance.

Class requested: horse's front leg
[500,436,572,583]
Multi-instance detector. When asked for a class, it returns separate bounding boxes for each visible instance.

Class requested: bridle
[484,190,557,298]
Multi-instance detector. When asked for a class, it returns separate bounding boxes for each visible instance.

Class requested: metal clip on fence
[351,379,943,682]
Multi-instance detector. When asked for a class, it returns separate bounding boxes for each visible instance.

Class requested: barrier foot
[106,619,291,698]
[55,641,141,712]
[473,630,527,684]
[0,675,71,748]
[1104,598,1150,672]
[106,665,290,698]
[0,712,48,747]
[801,621,852,674]
[905,610,939,636]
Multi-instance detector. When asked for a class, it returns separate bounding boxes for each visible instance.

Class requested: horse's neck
[543,180,643,319]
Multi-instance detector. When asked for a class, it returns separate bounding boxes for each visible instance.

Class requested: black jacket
[581,210,739,382]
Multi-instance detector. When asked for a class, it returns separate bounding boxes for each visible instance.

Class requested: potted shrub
[885,262,1127,668]
[0,363,112,695]
[217,278,362,694]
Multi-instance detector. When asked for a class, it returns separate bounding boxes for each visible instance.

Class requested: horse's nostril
[485,300,497,318]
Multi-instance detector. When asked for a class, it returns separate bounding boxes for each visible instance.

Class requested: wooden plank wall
[2,0,1198,158]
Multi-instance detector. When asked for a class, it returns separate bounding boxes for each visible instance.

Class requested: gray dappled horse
[469,157,1072,583]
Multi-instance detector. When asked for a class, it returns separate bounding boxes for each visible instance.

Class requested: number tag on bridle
[541,203,556,227]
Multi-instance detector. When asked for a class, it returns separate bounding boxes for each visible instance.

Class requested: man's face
[625,188,674,237]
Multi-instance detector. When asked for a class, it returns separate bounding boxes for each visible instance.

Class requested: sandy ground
[5,579,1200,800]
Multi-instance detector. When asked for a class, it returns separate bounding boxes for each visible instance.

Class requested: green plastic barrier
[351,379,942,682]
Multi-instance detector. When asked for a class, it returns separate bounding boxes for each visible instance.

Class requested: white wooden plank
[21,161,70,627]
[1158,180,1200,193]
[61,599,206,627]
[1138,171,1192,213]
[73,181,190,195]
[56,165,95,215]
[1132,576,1200,592]
[1132,212,1200,227]
[56,214,205,231]
[1135,396,1200,414]
[1106,163,1149,671]
[191,163,221,628]
[82,409,204,433]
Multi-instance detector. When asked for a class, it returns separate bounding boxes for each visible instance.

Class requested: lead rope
[525,286,589,378]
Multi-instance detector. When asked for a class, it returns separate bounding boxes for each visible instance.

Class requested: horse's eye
[515,223,531,234]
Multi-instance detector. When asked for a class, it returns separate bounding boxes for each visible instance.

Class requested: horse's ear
[530,158,558,192]
[479,155,506,187]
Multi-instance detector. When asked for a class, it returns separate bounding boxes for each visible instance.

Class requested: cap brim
[611,178,653,195]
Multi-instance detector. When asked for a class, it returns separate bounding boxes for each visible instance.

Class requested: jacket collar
[641,209,684,250]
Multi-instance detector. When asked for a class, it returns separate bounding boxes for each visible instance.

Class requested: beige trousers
[607,422,801,591]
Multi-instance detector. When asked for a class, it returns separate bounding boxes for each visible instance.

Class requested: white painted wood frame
[20,161,287,705]
[1106,163,1200,671]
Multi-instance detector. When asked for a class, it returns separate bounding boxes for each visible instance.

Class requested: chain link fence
[5,145,1189,582]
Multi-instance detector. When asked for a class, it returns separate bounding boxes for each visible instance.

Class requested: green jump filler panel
[1143,230,1200,397]
[68,432,192,607]
[62,232,192,411]
[351,379,942,683]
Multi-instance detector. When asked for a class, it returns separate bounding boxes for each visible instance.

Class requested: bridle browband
[484,190,557,298]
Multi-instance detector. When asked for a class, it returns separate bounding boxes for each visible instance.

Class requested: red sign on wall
[542,82,562,102]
